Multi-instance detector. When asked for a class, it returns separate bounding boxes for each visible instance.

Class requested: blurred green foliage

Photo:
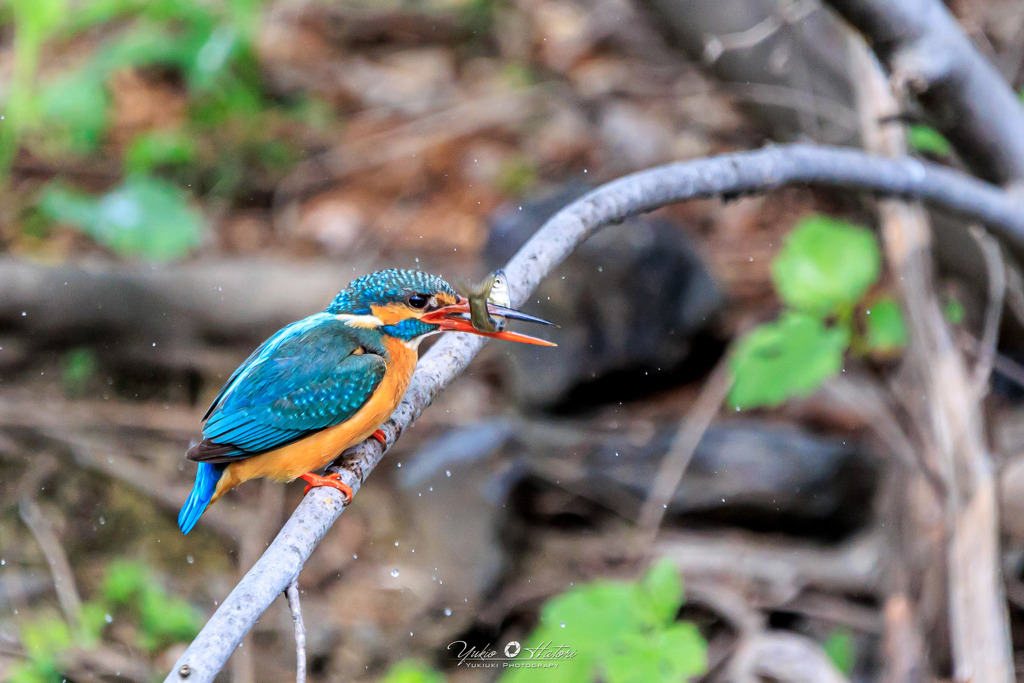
[944,297,966,325]
[9,610,77,683]
[729,312,848,409]
[0,0,326,260]
[824,628,855,674]
[9,560,200,682]
[907,124,952,158]
[770,215,880,318]
[862,296,908,355]
[496,155,538,197]
[502,559,706,683]
[730,214,907,409]
[382,660,449,683]
[101,559,202,651]
[60,347,97,396]
[40,176,204,260]
[381,560,706,683]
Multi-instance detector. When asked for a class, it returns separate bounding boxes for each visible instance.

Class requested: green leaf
[61,347,96,396]
[944,298,965,325]
[863,297,907,354]
[503,579,643,682]
[124,131,197,175]
[771,215,881,317]
[98,560,200,651]
[40,175,203,260]
[729,312,848,409]
[503,560,698,683]
[79,602,111,642]
[604,625,707,683]
[9,0,66,42]
[93,23,194,74]
[638,558,683,625]
[824,629,855,674]
[137,586,201,651]
[37,70,109,154]
[102,560,150,606]
[18,612,72,681]
[381,660,447,683]
[908,125,952,158]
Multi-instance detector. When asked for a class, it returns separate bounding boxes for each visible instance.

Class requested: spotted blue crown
[326,269,458,341]
[327,269,456,314]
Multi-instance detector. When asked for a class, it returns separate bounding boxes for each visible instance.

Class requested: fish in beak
[420,297,557,346]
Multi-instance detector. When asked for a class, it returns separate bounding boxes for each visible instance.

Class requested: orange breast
[212,337,418,502]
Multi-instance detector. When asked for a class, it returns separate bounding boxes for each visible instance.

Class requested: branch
[851,42,1013,681]
[285,581,306,683]
[166,143,1024,682]
[823,0,1024,185]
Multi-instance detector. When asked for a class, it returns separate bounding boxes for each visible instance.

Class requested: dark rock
[484,184,726,411]
[404,416,879,541]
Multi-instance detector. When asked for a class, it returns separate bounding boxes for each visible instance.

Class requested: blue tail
[178,462,224,534]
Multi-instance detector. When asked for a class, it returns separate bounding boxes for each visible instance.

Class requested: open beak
[421,298,557,346]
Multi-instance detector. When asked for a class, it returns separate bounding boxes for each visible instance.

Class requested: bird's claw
[371,429,386,445]
[300,472,353,502]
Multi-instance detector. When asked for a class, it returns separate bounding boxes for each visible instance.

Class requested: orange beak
[420,297,557,346]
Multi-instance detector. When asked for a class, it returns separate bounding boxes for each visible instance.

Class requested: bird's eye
[408,293,430,309]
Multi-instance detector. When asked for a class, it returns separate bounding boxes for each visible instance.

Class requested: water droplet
[394,541,399,547]
[105,613,113,623]
[1,559,5,566]
[390,568,400,578]
[444,607,452,616]
[396,462,402,468]
[353,554,358,559]
[445,470,451,477]
[21,311,26,317]
[98,516,105,525]
[187,555,194,564]
[560,622,566,628]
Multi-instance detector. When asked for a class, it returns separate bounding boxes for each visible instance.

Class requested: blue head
[326,269,460,342]
[326,268,556,346]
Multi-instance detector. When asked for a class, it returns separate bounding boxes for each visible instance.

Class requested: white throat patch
[335,313,384,329]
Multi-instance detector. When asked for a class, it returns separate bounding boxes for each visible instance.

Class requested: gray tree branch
[166,143,1024,682]
[823,0,1024,185]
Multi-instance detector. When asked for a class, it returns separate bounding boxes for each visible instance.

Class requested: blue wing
[187,313,387,463]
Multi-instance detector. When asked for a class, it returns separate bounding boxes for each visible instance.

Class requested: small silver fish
[463,269,507,333]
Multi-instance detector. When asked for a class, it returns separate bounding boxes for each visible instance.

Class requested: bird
[178,268,554,534]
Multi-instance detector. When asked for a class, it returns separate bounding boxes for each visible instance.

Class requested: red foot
[300,472,353,502]
[370,429,386,445]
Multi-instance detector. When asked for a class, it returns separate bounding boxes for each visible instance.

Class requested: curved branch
[823,0,1024,185]
[165,143,1024,682]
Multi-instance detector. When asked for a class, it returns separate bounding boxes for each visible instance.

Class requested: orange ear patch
[370,302,417,325]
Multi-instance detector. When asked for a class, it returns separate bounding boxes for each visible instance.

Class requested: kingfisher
[178,268,554,534]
